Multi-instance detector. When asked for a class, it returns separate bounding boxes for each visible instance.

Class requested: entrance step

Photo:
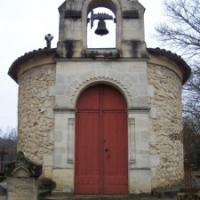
[41,194,177,200]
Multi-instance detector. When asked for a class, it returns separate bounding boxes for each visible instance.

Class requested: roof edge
[8,48,56,82]
[147,47,191,84]
[8,47,191,84]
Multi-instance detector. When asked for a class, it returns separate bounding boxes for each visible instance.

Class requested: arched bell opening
[87,7,116,48]
[86,0,117,49]
[87,0,117,14]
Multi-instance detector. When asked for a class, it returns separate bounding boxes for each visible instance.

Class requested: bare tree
[0,128,17,174]
[156,0,200,134]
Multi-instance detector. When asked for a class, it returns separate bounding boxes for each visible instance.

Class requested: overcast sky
[0,0,165,132]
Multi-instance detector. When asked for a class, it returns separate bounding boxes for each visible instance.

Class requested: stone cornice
[8,47,191,84]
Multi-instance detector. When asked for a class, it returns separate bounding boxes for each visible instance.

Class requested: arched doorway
[75,84,128,195]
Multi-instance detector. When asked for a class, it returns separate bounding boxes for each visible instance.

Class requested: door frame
[74,84,128,194]
[53,80,151,193]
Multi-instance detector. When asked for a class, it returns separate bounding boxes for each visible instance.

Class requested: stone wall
[15,52,185,192]
[53,59,151,193]
[7,178,38,200]
[18,63,56,163]
[148,61,184,190]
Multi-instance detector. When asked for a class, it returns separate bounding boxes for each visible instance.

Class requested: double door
[75,84,128,194]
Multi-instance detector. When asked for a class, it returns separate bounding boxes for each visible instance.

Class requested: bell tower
[54,0,152,194]
[7,0,190,196]
[57,0,147,58]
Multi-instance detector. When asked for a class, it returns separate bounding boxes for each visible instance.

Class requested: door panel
[103,112,128,194]
[75,84,128,195]
[77,86,100,110]
[102,85,127,110]
[75,112,102,194]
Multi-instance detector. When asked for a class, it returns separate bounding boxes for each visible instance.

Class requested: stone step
[41,194,177,200]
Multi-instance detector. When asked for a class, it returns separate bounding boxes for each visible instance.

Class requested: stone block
[55,84,65,95]
[53,154,63,168]
[55,96,69,109]
[7,178,38,200]
[43,166,53,178]
[55,130,64,143]
[123,20,144,41]
[148,85,155,97]
[43,155,53,167]
[52,169,74,193]
[129,169,151,194]
[135,153,151,168]
[56,74,65,84]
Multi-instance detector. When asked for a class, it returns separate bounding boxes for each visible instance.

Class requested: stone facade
[53,59,151,193]
[10,51,187,193]
[148,56,184,190]
[8,0,191,195]
[17,55,56,163]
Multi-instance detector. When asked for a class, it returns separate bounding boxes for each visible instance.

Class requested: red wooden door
[75,85,128,195]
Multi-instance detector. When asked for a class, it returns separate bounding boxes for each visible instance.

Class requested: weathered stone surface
[15,56,185,193]
[10,0,189,194]
[148,63,184,190]
[0,195,6,200]
[17,63,56,163]
[5,152,42,178]
[7,178,38,200]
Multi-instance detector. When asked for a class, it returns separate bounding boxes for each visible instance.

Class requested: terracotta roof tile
[8,48,56,82]
[8,47,191,84]
[148,47,191,83]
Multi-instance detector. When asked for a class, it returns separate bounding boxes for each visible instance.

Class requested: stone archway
[62,72,134,109]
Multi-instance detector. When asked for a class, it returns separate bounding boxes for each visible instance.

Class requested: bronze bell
[95,20,109,36]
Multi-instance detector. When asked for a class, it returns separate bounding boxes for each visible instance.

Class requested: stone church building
[8,0,190,195]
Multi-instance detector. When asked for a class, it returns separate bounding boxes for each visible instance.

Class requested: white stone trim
[53,60,152,193]
[67,118,75,164]
[54,61,149,110]
[53,88,151,193]
[53,110,75,169]
[69,75,133,109]
[128,118,136,167]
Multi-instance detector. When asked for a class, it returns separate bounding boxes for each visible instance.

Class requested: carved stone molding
[67,118,75,164]
[129,118,136,168]
[68,72,134,108]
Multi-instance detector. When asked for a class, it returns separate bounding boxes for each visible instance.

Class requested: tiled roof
[148,47,191,83]
[8,48,56,82]
[8,47,191,84]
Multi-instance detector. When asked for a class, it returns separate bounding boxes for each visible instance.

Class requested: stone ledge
[82,48,121,59]
[42,194,177,200]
